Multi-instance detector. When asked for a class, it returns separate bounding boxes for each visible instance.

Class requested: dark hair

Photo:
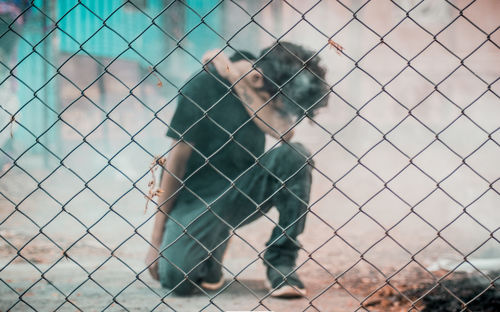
[255,42,329,118]
[230,50,257,62]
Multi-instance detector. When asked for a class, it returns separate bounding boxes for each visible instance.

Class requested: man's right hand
[145,246,160,281]
[202,50,295,141]
[146,141,192,282]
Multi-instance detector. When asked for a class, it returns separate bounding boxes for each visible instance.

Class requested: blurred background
[0,0,499,311]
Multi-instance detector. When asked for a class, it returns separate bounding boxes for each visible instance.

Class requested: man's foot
[199,244,229,292]
[200,278,225,291]
[199,262,224,291]
[266,265,307,298]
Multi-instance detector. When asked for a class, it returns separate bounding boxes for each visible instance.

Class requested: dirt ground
[0,143,498,311]
[0,210,448,312]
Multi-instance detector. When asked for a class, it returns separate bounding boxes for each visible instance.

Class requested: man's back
[166,68,266,203]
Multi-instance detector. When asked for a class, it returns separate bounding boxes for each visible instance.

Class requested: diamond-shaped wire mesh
[0,0,499,311]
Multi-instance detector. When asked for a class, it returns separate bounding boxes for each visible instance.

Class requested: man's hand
[202,50,295,141]
[146,141,192,281]
[202,49,263,90]
[202,49,235,81]
[145,246,159,280]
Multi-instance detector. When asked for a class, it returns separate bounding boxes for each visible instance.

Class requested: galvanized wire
[0,0,499,311]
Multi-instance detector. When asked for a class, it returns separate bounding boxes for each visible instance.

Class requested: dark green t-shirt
[166,67,266,203]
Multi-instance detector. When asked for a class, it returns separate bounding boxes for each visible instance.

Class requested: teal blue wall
[184,0,223,58]
[12,0,224,156]
[181,0,224,75]
[58,0,165,64]
[14,0,59,156]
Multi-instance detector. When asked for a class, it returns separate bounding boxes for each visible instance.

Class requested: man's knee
[159,261,199,296]
[288,142,312,159]
[272,142,310,161]
[169,279,198,296]
[158,242,205,296]
[271,142,313,174]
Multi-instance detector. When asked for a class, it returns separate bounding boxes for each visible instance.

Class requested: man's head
[255,42,328,118]
[230,42,328,118]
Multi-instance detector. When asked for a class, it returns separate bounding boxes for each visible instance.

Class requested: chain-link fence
[0,0,499,311]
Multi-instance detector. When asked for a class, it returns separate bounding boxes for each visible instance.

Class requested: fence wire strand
[0,0,499,311]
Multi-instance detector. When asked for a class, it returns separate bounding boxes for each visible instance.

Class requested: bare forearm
[150,177,180,247]
[202,50,295,140]
[150,142,191,248]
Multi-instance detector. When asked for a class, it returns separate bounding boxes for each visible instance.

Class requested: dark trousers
[158,142,313,295]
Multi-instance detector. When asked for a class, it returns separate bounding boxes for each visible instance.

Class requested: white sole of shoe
[200,278,225,291]
[200,238,231,292]
[271,285,307,298]
[265,280,307,298]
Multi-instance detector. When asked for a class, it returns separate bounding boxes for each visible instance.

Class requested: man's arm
[236,84,295,141]
[146,140,192,280]
[202,50,294,141]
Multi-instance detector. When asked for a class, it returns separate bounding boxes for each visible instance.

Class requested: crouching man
[146,42,328,297]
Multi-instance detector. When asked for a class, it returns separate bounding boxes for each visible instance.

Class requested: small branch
[148,66,163,87]
[328,39,344,55]
[144,156,166,213]
[9,115,15,138]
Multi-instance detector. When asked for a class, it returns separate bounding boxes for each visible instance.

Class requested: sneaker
[199,252,226,291]
[200,278,225,291]
[266,265,307,298]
